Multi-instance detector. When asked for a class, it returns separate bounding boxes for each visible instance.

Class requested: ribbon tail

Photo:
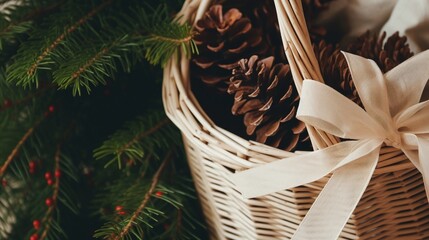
[417,137,429,202]
[292,145,381,240]
[232,139,382,198]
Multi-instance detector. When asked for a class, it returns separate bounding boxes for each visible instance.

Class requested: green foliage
[6,1,108,88]
[52,34,140,95]
[0,0,205,239]
[93,112,205,239]
[94,111,180,169]
[93,176,203,240]
[4,0,196,95]
[139,5,198,66]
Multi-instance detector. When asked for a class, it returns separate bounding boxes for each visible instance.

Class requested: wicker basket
[162,0,429,239]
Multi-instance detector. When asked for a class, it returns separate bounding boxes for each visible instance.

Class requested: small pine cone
[346,31,414,72]
[192,5,268,90]
[302,0,333,42]
[227,55,310,151]
[314,31,414,106]
[302,0,332,19]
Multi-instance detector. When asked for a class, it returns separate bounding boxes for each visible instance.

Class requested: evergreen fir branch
[93,152,203,240]
[26,126,79,240]
[113,151,171,240]
[52,35,140,95]
[6,0,113,87]
[25,0,112,77]
[94,111,178,169]
[93,171,203,240]
[139,5,198,66]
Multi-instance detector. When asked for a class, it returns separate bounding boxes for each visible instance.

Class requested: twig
[0,117,44,178]
[148,34,193,44]
[39,145,62,240]
[71,47,109,79]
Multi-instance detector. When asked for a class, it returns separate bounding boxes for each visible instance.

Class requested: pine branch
[53,35,140,95]
[94,112,178,169]
[23,123,79,240]
[139,5,198,66]
[6,0,113,87]
[117,118,170,156]
[113,151,171,240]
[26,0,112,77]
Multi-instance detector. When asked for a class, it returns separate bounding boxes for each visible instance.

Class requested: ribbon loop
[342,52,393,131]
[298,80,384,139]
[385,50,429,116]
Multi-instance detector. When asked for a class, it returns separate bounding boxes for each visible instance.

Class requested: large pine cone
[192,5,268,90]
[227,55,310,151]
[314,31,414,106]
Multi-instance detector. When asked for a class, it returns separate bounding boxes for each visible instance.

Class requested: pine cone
[302,0,333,42]
[302,0,332,20]
[192,5,268,90]
[314,31,414,106]
[227,55,310,151]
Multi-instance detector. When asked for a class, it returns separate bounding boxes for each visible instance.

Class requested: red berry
[32,219,40,230]
[44,172,52,180]
[115,205,123,212]
[30,233,38,240]
[29,161,36,174]
[3,99,12,108]
[48,105,55,112]
[117,211,126,215]
[45,197,53,207]
[155,191,163,197]
[2,179,7,187]
[47,179,54,185]
[29,161,36,169]
[54,170,61,178]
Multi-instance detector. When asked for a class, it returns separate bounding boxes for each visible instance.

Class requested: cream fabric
[319,0,429,53]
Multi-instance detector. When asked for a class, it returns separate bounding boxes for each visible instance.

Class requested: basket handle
[274,0,340,149]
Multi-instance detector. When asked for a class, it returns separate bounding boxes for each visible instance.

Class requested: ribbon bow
[232,50,429,240]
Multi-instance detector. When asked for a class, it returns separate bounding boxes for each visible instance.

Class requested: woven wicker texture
[162,0,429,239]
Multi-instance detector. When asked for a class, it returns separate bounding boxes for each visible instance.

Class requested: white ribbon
[232,50,429,240]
